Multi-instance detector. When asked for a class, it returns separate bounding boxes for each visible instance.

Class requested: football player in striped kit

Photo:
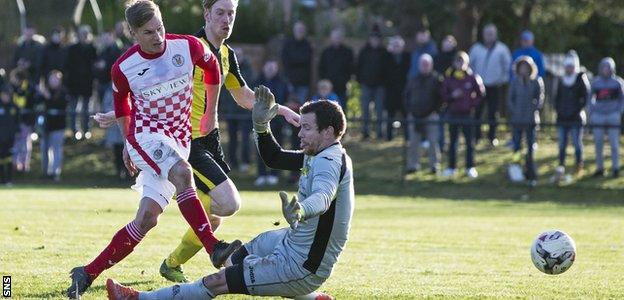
[66,1,241,298]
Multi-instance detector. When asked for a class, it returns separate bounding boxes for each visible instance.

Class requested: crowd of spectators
[0,23,130,184]
[1,20,624,187]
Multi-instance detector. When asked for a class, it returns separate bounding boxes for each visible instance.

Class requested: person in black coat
[222,48,254,173]
[12,25,44,84]
[434,35,458,75]
[318,28,354,111]
[383,35,410,141]
[281,21,312,104]
[94,31,123,108]
[37,70,68,181]
[357,29,389,140]
[65,25,97,139]
[433,35,458,152]
[40,27,67,80]
[554,51,590,178]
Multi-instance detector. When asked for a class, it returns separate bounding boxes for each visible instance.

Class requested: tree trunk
[452,0,480,50]
[520,0,536,30]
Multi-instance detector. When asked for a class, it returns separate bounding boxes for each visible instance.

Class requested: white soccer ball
[530,230,576,275]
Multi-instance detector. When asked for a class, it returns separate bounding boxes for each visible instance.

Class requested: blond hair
[125,0,161,29]
[202,0,239,10]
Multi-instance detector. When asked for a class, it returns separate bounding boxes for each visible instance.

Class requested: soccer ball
[530,230,576,275]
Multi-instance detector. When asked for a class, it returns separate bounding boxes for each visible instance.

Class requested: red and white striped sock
[177,187,219,253]
[84,221,144,280]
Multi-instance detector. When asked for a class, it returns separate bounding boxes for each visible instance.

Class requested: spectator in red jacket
[440,51,485,178]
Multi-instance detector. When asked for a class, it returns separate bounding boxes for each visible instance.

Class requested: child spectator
[508,56,544,185]
[441,52,484,178]
[311,79,340,103]
[0,85,18,186]
[589,57,624,178]
[37,70,67,181]
[9,68,37,173]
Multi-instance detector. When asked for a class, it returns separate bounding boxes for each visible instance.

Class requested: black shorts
[188,129,230,194]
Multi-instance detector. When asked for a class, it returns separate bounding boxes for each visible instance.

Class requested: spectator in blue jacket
[311,79,340,104]
[511,30,545,78]
[408,28,438,79]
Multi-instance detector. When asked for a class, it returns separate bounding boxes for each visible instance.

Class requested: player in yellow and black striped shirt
[159,0,300,282]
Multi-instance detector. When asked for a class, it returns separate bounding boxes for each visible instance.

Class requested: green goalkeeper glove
[252,85,279,133]
[279,191,303,229]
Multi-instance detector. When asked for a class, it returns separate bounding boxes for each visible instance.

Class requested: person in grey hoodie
[589,57,624,178]
[469,24,511,146]
[508,56,544,183]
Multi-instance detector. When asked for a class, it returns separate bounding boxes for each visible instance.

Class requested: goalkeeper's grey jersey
[255,132,354,278]
[281,143,354,278]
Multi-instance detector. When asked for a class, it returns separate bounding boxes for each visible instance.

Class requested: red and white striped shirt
[112,33,220,148]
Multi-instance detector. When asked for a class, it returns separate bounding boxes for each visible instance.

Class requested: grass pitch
[1,186,624,299]
[3,129,624,298]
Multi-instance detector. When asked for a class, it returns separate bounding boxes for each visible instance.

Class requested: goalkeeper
[105,86,354,299]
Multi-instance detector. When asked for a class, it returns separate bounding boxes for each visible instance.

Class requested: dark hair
[125,0,161,29]
[300,100,346,138]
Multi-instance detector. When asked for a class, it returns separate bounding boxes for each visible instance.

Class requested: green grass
[3,128,624,298]
[1,187,624,299]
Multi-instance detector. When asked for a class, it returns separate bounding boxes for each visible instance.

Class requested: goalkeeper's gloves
[279,191,304,229]
[252,85,279,133]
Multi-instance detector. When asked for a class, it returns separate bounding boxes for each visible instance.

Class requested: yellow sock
[166,228,203,268]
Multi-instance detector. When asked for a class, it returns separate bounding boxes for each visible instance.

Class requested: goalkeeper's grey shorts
[224,228,327,297]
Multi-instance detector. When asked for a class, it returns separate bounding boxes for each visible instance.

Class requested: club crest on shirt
[153,148,163,160]
[172,54,185,67]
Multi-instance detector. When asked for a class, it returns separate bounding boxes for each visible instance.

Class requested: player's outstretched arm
[230,85,301,126]
[115,115,138,176]
[253,85,304,171]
